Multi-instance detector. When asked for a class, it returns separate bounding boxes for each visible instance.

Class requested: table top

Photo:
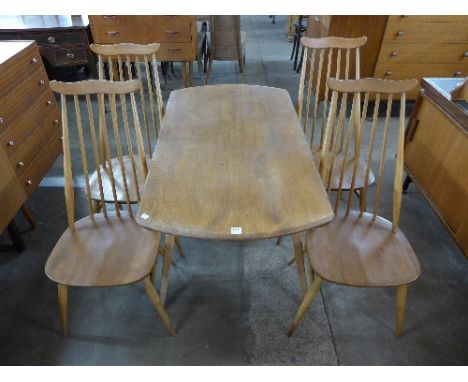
[0,15,88,31]
[137,84,334,240]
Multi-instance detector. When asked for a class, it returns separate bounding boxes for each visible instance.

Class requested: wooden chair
[90,43,185,258]
[287,78,421,337]
[45,79,176,337]
[206,16,246,82]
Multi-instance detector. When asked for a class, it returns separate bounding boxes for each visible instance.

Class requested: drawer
[374,63,467,80]
[0,89,59,151]
[91,25,151,44]
[40,46,89,66]
[388,16,468,24]
[153,16,193,28]
[155,43,194,61]
[0,42,43,88]
[19,130,62,197]
[151,25,193,43]
[20,30,85,45]
[0,32,18,40]
[383,21,468,44]
[377,43,468,65]
[90,15,192,27]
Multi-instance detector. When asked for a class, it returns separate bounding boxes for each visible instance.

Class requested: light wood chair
[90,43,185,258]
[45,79,176,337]
[206,16,246,82]
[287,78,421,338]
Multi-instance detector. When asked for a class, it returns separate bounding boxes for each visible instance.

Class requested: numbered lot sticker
[231,227,242,235]
[140,213,150,220]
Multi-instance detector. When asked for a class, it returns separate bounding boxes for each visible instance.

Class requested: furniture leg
[21,204,37,229]
[396,284,408,337]
[6,220,25,252]
[296,45,305,73]
[292,233,307,296]
[58,283,68,337]
[188,61,193,86]
[174,236,185,258]
[143,276,176,336]
[160,234,175,306]
[403,175,412,193]
[276,236,283,245]
[287,275,322,336]
[207,58,213,84]
[92,200,102,213]
[181,62,188,88]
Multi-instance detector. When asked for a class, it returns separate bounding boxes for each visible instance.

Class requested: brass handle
[463,51,468,57]
[454,71,462,76]
[106,31,120,37]
[396,30,405,36]
[384,70,392,76]
[39,79,45,85]
[314,16,320,22]
[65,52,75,59]
[26,180,32,186]
[53,119,59,125]
[165,30,180,36]
[17,161,25,168]
[31,57,38,64]
[0,117,3,124]
[167,47,182,52]
[59,136,63,141]
[103,15,118,19]
[7,140,15,146]
[47,36,56,43]
[46,100,52,106]
[390,51,398,57]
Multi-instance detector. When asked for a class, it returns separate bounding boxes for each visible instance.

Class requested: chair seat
[45,214,159,287]
[89,154,150,203]
[306,211,421,287]
[311,146,375,190]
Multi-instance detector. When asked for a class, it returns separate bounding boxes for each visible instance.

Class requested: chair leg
[174,236,185,258]
[292,233,307,297]
[21,205,37,229]
[207,58,213,84]
[287,275,322,337]
[396,284,408,337]
[160,234,175,306]
[58,284,68,337]
[143,276,176,336]
[290,33,297,60]
[276,236,283,245]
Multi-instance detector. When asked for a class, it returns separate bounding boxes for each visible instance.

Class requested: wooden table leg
[188,61,193,87]
[7,220,25,252]
[181,61,188,88]
[292,233,307,297]
[160,234,175,306]
[21,204,37,229]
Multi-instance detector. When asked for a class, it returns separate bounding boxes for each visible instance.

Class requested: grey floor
[1,16,467,366]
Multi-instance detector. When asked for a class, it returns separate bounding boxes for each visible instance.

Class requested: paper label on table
[140,213,150,220]
[231,227,242,235]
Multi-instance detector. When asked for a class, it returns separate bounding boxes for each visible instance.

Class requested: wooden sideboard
[0,41,62,248]
[404,77,468,256]
[0,15,97,80]
[88,15,198,87]
[307,16,468,99]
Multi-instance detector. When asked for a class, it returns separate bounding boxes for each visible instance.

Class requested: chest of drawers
[0,41,62,236]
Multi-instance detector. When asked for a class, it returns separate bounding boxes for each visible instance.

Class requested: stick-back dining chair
[45,79,176,337]
[207,15,246,83]
[287,78,421,337]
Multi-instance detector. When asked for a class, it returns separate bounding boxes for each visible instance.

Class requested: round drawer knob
[26,180,32,186]
[53,119,59,125]
[384,70,392,76]
[46,100,52,106]
[463,51,468,57]
[0,117,3,124]
[39,79,45,86]
[47,36,56,43]
[454,71,462,77]
[65,52,75,59]
[396,31,405,36]
[7,140,15,147]
[390,51,398,57]
[59,136,63,141]
[17,161,25,168]
[31,57,38,64]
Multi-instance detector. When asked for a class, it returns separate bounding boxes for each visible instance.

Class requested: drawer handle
[7,140,15,147]
[103,15,118,19]
[384,70,392,76]
[314,16,320,22]
[60,136,63,141]
[106,31,121,37]
[17,161,25,168]
[0,117,3,124]
[39,79,45,86]
[26,180,32,186]
[463,51,468,58]
[47,36,56,43]
[167,47,182,52]
[165,30,180,36]
[65,52,75,59]
[390,51,398,57]
[46,100,52,106]
[54,119,60,125]
[396,30,405,37]
[31,57,38,64]
[454,71,462,77]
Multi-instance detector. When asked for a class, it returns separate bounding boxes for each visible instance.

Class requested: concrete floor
[0,16,467,365]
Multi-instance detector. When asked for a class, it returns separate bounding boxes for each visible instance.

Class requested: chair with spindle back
[90,43,185,258]
[287,78,421,337]
[45,79,176,337]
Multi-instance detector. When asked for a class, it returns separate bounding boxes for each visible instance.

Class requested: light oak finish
[45,79,176,336]
[137,84,334,301]
[288,79,421,338]
[0,41,61,238]
[404,78,468,256]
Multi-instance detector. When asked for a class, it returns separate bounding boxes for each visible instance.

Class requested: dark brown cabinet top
[0,15,88,31]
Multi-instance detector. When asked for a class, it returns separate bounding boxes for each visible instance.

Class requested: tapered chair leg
[143,276,176,336]
[58,284,68,337]
[292,233,307,296]
[396,284,408,337]
[160,234,175,306]
[175,237,185,258]
[287,275,322,337]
